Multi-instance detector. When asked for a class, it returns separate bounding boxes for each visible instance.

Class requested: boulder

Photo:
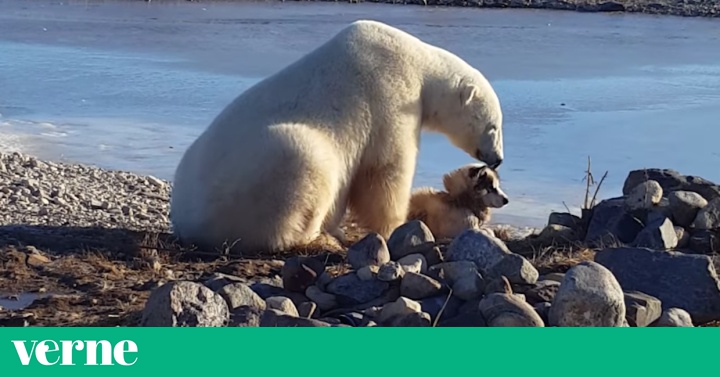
[377,261,405,282]
[595,247,720,323]
[305,286,337,312]
[688,230,719,254]
[387,220,435,260]
[378,297,422,324]
[488,253,538,285]
[624,180,663,210]
[400,272,445,300]
[218,283,267,311]
[585,198,644,247]
[452,271,485,301]
[651,308,694,327]
[347,233,391,270]
[229,306,263,327]
[397,253,427,274]
[549,261,626,327]
[326,273,389,305]
[141,281,229,327]
[265,296,299,317]
[622,168,720,201]
[479,293,545,327]
[692,197,720,230]
[548,212,583,230]
[624,291,662,327]
[632,216,678,250]
[524,279,560,305]
[668,191,708,227]
[427,261,478,285]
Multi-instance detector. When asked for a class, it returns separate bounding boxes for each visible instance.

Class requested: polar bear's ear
[460,83,479,106]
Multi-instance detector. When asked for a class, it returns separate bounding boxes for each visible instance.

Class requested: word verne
[11,339,138,366]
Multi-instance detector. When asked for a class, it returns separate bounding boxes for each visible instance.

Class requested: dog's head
[443,163,509,208]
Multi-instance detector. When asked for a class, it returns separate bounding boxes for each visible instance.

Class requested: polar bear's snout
[474,148,503,169]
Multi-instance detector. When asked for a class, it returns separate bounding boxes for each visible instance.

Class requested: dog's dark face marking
[468,165,508,207]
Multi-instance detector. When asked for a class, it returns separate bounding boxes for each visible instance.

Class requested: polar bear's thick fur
[170,20,505,253]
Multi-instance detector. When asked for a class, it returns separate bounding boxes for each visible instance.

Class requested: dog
[407,163,509,240]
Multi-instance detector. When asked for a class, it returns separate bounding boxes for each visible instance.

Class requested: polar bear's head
[427,75,504,169]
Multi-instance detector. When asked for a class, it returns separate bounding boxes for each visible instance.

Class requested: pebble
[446,228,509,272]
[549,261,626,327]
[624,291,662,327]
[281,256,325,293]
[400,272,445,300]
[386,220,435,260]
[427,261,478,285]
[652,308,694,327]
[668,191,708,227]
[347,232,391,270]
[377,261,405,282]
[259,309,332,327]
[479,293,545,327]
[390,311,432,327]
[141,281,229,327]
[378,297,422,324]
[326,272,389,305]
[397,253,427,274]
[265,296,299,317]
[488,253,539,285]
[297,302,318,319]
[452,271,485,301]
[675,226,690,248]
[218,283,268,311]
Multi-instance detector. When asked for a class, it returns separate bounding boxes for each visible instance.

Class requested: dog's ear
[444,169,469,196]
[468,166,487,179]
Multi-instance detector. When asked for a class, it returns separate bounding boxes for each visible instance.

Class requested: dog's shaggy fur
[408,163,509,240]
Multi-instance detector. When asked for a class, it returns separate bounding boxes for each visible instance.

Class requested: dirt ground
[1,221,716,327]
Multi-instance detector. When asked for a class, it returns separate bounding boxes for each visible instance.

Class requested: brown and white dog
[407,163,509,240]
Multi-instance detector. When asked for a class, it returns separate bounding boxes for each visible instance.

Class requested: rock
[446,227,536,284]
[623,168,720,202]
[594,247,720,323]
[282,256,325,293]
[266,296,299,317]
[585,198,644,247]
[347,233,391,270]
[229,306,263,327]
[536,224,581,245]
[400,272,445,300]
[534,302,552,325]
[675,226,690,248]
[260,309,332,327]
[540,273,565,283]
[305,286,338,312]
[624,291,662,327]
[377,262,404,282]
[524,279,560,305]
[479,293,545,327]
[423,246,444,266]
[668,191,708,227]
[436,311,487,327]
[632,216,678,250]
[202,272,246,292]
[625,180,663,210]
[451,271,485,301]
[484,275,512,295]
[218,283,267,311]
[488,253,539,285]
[419,294,462,322]
[427,261,478,285]
[334,312,367,327]
[390,311,432,327]
[692,197,720,230]
[548,212,583,229]
[378,297,422,324]
[141,281,229,327]
[397,253,427,274]
[652,308,694,327]
[326,273,389,305]
[688,230,719,254]
[548,261,626,327]
[357,265,379,281]
[387,220,435,260]
[298,301,317,319]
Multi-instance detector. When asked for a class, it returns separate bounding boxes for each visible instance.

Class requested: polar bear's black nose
[502,196,509,205]
[488,158,503,170]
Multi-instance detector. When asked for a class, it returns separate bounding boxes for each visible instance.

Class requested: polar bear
[170,20,504,254]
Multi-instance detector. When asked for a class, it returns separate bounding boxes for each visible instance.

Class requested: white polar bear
[170,20,504,253]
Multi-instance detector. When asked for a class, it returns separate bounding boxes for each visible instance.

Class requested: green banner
[1,328,717,375]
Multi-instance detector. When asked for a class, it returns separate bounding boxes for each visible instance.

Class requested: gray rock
[632,216,678,250]
[534,302,552,325]
[436,311,487,327]
[379,297,422,324]
[625,180,663,210]
[524,279,560,305]
[347,233,391,270]
[282,256,325,293]
[357,265,379,281]
[387,220,435,260]
[595,247,720,323]
[549,261,626,327]
[202,272,246,292]
[452,271,485,301]
[229,306,263,327]
[260,309,332,327]
[488,253,539,285]
[585,198,644,247]
[266,296,299,317]
[540,273,566,283]
[305,286,338,312]
[652,308,694,327]
[423,246,444,267]
[397,253,427,274]
[218,283,267,311]
[389,311,432,327]
[419,294,462,322]
[675,226,690,249]
[623,169,720,202]
[377,261,405,282]
[141,281,230,327]
[400,272,445,300]
[427,261,478,285]
[624,291,662,327]
[326,272,389,305]
[688,230,720,254]
[479,293,545,327]
[536,224,581,245]
[484,275,513,295]
[669,191,708,227]
[548,212,583,229]
[446,228,510,272]
[692,197,720,230]
[297,301,317,319]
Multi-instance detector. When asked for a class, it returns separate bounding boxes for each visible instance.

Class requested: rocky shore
[0,151,719,327]
[302,0,720,18]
